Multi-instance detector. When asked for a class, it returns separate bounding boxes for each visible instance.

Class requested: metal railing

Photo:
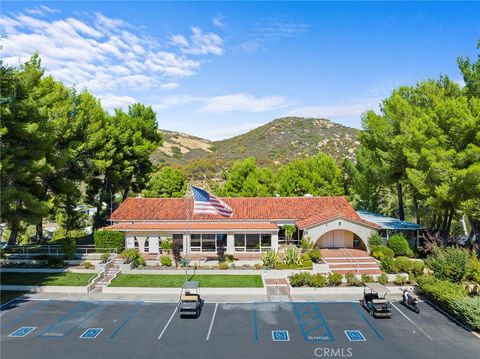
[86,253,118,292]
[2,245,117,259]
[344,247,360,274]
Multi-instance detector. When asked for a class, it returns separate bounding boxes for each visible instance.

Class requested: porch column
[183,234,189,255]
[136,236,147,253]
[226,234,234,254]
[271,233,279,251]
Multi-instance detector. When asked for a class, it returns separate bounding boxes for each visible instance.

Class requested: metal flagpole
[185,182,191,256]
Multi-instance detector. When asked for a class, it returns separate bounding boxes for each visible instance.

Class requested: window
[202,234,216,252]
[144,238,150,253]
[234,234,245,252]
[216,234,227,248]
[191,234,201,252]
[261,234,271,250]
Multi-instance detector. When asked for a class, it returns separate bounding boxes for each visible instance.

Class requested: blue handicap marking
[9,327,36,338]
[272,330,290,341]
[344,330,366,342]
[80,328,103,339]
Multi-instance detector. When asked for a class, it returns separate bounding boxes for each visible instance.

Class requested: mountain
[151,117,360,178]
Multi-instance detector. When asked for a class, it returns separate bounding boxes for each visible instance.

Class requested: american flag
[192,186,233,217]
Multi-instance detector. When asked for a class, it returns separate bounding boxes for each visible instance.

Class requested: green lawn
[0,291,27,305]
[110,274,264,288]
[0,273,94,286]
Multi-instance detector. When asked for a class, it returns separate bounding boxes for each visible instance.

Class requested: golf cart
[179,281,204,318]
[360,282,392,318]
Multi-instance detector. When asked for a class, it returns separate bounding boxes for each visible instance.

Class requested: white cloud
[199,93,287,113]
[152,93,288,113]
[212,15,225,28]
[1,8,224,108]
[171,26,224,56]
[101,95,137,112]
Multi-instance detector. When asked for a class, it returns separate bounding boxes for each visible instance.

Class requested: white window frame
[234,233,272,253]
[190,233,217,253]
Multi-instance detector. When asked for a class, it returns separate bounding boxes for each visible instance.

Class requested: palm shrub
[284,245,302,266]
[368,233,384,247]
[387,234,413,257]
[283,225,296,245]
[328,273,343,286]
[425,246,472,283]
[262,250,280,269]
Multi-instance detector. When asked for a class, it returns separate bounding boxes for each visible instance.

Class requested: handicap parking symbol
[9,327,36,338]
[272,330,290,341]
[344,330,366,342]
[80,328,103,339]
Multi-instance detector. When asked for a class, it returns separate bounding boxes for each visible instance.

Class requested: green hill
[151,117,360,179]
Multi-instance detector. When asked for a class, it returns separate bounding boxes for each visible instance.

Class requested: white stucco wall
[303,219,375,252]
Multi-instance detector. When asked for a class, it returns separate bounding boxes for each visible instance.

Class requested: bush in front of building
[377,273,388,285]
[94,230,124,253]
[345,272,362,286]
[218,262,229,270]
[121,248,145,267]
[361,274,374,284]
[262,250,280,269]
[160,255,172,267]
[394,274,408,285]
[380,257,398,274]
[394,256,414,273]
[289,272,325,288]
[367,233,384,247]
[327,273,343,286]
[425,245,473,283]
[308,248,321,263]
[370,245,394,260]
[58,237,77,260]
[284,245,302,266]
[387,233,413,257]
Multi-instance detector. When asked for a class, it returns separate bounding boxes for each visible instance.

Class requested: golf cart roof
[182,281,199,289]
[364,282,390,294]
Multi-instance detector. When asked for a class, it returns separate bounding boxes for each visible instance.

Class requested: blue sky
[2,1,479,140]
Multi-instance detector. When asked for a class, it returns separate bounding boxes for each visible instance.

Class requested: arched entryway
[314,230,367,251]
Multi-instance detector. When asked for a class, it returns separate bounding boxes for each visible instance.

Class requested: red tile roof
[110,196,377,228]
[104,222,279,231]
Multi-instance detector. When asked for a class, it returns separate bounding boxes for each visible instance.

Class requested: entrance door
[332,230,345,248]
[322,232,334,247]
[149,236,160,254]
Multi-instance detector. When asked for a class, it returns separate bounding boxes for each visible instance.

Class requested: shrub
[361,274,374,284]
[370,245,394,260]
[218,262,229,270]
[160,255,172,267]
[254,263,262,270]
[302,259,313,268]
[377,273,388,285]
[121,248,145,267]
[308,248,321,263]
[289,272,325,288]
[327,273,343,286]
[136,256,146,267]
[274,262,287,270]
[450,296,480,330]
[94,231,124,253]
[284,245,302,266]
[58,237,76,260]
[100,252,111,263]
[412,260,425,276]
[300,236,314,250]
[47,256,65,268]
[380,257,398,273]
[394,274,407,285]
[368,233,383,247]
[425,246,472,283]
[160,238,173,250]
[83,261,93,269]
[307,274,326,288]
[469,253,480,284]
[395,256,414,273]
[172,238,182,266]
[262,250,280,269]
[345,272,361,286]
[387,234,413,257]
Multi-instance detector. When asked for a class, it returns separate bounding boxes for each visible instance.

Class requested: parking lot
[1,298,478,359]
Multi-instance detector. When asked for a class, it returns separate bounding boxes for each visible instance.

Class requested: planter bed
[109,274,263,288]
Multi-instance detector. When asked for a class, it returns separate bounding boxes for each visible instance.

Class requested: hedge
[417,276,479,330]
[370,245,394,260]
[94,230,125,252]
[387,234,413,257]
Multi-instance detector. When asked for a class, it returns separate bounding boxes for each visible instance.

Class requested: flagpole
[185,182,191,256]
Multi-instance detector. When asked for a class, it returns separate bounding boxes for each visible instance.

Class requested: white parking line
[391,303,433,341]
[206,303,219,341]
[158,306,178,340]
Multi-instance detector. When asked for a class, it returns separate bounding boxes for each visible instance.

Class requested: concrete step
[331,269,383,275]
[328,263,380,269]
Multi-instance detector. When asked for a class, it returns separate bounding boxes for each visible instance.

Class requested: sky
[1,1,479,140]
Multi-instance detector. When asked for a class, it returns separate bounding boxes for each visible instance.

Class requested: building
[104,196,382,258]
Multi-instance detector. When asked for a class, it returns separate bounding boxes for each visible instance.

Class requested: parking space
[1,299,478,359]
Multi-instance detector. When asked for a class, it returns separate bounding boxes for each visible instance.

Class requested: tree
[220,157,276,197]
[144,167,186,198]
[278,153,344,196]
[0,56,53,244]
[283,224,296,245]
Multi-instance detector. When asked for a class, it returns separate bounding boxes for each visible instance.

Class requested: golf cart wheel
[369,309,374,317]
[415,307,420,314]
